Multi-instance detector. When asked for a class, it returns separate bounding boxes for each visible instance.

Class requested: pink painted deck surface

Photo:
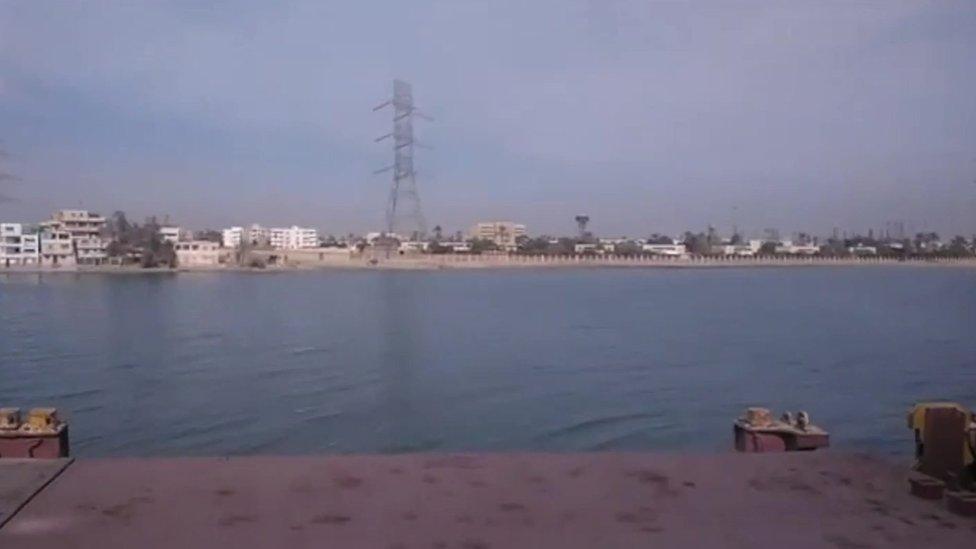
[1,452,973,548]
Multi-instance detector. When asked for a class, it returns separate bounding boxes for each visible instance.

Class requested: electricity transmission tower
[374,79,430,240]
[0,144,16,207]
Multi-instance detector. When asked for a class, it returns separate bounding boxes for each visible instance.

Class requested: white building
[642,243,688,256]
[775,241,820,255]
[712,244,756,257]
[174,241,221,267]
[159,226,181,244]
[39,229,76,267]
[849,245,878,256]
[40,209,108,265]
[221,224,270,248]
[398,241,429,254]
[248,224,270,246]
[439,241,472,253]
[469,221,527,250]
[222,227,242,248]
[599,238,630,253]
[1,223,40,267]
[270,226,318,250]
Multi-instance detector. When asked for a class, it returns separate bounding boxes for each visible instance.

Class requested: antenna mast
[374,79,430,239]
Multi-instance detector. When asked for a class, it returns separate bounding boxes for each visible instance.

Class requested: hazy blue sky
[1,1,974,237]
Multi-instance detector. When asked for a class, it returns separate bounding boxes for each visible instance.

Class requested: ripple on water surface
[0,267,973,457]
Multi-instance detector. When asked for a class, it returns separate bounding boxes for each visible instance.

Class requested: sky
[1,1,975,238]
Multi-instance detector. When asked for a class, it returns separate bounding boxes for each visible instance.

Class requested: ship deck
[0,452,972,548]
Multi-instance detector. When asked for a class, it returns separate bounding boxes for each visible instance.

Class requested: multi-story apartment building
[270,226,318,250]
[248,224,270,246]
[40,209,108,265]
[0,223,40,267]
[221,224,270,248]
[469,221,527,250]
[221,227,242,248]
[40,229,76,267]
[42,209,106,238]
[20,233,40,266]
[75,236,110,264]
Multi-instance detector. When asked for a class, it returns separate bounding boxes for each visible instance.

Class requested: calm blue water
[1,267,974,457]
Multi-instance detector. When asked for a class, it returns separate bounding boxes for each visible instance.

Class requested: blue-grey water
[1,267,973,457]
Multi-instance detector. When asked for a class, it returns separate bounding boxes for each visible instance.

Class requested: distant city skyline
[1,2,975,237]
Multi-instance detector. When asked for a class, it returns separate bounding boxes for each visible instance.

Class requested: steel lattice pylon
[374,79,428,239]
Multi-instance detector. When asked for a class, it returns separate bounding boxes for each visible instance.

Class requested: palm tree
[574,215,589,238]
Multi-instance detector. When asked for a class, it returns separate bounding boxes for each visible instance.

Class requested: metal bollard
[0,407,70,459]
[734,407,830,452]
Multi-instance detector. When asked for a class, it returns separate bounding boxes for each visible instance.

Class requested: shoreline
[1,255,975,274]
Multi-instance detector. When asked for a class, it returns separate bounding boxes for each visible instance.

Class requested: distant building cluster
[505,222,975,260]
[2,209,108,267]
[3,209,974,269]
[0,210,326,269]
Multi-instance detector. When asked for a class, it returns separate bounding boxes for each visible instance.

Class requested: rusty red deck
[0,459,73,529]
[1,452,973,548]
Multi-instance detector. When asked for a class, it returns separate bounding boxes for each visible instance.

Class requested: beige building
[174,240,220,267]
[40,209,108,265]
[469,221,527,250]
[43,209,106,237]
